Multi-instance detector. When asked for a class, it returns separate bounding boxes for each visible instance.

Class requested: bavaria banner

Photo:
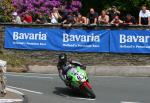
[4,27,110,52]
[110,30,150,53]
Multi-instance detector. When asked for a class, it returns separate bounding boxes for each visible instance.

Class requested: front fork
[79,81,92,90]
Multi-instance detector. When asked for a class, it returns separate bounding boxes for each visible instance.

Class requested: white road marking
[121,101,140,103]
[6,72,150,78]
[75,97,96,101]
[0,99,23,102]
[7,72,58,76]
[95,76,124,78]
[6,88,24,95]
[59,93,96,101]
[8,86,43,95]
[94,75,150,78]
[6,74,53,79]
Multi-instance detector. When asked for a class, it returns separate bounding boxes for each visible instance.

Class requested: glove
[65,76,72,87]
[82,65,86,70]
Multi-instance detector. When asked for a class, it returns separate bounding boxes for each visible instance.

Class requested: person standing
[111,16,123,26]
[23,13,33,24]
[35,13,47,24]
[12,12,22,24]
[49,7,62,24]
[75,13,87,24]
[106,6,120,22]
[62,12,76,24]
[98,10,109,24]
[139,5,150,25]
[124,14,136,25]
[87,8,98,24]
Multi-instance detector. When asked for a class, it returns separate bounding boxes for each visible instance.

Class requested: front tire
[84,86,96,99]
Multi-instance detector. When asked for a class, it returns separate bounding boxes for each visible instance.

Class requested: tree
[81,0,150,18]
[12,0,61,16]
[0,0,14,22]
[2,0,150,22]
[12,0,82,16]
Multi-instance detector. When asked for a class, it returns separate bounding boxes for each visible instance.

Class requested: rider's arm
[70,60,82,66]
[57,62,68,83]
[58,69,66,82]
[69,60,86,69]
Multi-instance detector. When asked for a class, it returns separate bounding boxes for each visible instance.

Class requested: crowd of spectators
[12,5,150,26]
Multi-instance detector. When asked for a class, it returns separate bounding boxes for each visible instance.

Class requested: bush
[12,0,82,16]
[0,0,14,22]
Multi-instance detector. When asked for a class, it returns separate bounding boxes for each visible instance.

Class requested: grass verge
[0,52,28,72]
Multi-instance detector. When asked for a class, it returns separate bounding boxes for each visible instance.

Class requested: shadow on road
[53,87,86,98]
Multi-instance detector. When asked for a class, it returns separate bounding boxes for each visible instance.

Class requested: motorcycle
[65,66,96,98]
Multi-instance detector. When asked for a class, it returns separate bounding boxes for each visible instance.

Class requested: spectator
[139,5,150,25]
[75,13,87,24]
[87,8,98,24]
[124,14,136,25]
[0,15,3,22]
[111,16,123,26]
[35,13,47,24]
[98,10,109,24]
[23,13,33,24]
[12,12,22,24]
[106,6,120,21]
[62,12,75,24]
[49,7,62,24]
[59,5,68,23]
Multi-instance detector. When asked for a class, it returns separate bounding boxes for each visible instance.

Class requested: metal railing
[1,23,150,30]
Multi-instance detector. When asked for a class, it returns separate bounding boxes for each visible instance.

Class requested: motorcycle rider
[57,53,86,86]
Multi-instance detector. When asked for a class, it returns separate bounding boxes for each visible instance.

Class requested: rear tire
[84,86,96,99]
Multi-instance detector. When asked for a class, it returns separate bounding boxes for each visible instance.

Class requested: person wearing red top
[111,16,123,26]
[23,13,33,23]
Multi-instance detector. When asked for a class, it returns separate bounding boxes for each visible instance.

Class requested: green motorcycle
[66,66,96,98]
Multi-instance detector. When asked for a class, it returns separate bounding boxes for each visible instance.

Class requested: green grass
[0,51,27,67]
[1,50,150,67]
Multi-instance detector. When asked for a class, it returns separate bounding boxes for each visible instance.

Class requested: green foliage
[0,53,27,67]
[0,0,14,22]
[81,0,150,18]
[1,0,150,22]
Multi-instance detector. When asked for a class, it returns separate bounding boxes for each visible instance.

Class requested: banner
[60,29,109,52]
[110,30,150,53]
[5,27,51,50]
[4,27,110,52]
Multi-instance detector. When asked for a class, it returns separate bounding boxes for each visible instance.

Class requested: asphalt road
[5,73,150,103]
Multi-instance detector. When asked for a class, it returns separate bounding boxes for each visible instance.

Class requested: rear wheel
[84,86,96,99]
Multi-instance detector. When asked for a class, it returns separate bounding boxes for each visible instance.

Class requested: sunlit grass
[0,52,27,67]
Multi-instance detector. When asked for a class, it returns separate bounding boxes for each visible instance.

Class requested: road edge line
[6,87,28,103]
[8,86,43,95]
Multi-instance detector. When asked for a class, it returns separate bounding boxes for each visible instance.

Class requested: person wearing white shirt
[139,5,150,25]
[49,7,62,24]
[12,12,22,24]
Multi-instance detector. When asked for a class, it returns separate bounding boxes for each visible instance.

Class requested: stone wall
[0,24,150,66]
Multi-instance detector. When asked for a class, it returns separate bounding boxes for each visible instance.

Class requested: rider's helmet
[58,53,67,64]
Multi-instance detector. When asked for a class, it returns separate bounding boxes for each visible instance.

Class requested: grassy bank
[1,49,150,67]
[0,52,26,67]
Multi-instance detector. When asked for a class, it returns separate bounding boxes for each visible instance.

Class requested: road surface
[5,73,150,103]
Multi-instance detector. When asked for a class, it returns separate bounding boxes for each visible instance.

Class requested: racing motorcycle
[65,66,96,98]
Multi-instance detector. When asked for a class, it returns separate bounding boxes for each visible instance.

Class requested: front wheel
[83,85,96,99]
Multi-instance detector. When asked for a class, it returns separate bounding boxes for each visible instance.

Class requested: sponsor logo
[13,32,47,40]
[120,34,150,43]
[63,33,100,42]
